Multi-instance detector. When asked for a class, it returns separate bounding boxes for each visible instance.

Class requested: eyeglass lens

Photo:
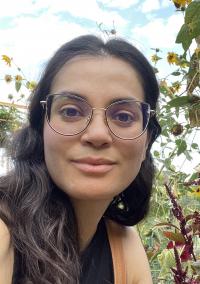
[46,94,150,139]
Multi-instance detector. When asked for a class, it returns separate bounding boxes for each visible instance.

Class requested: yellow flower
[151,54,162,64]
[2,55,12,66]
[15,75,23,82]
[27,81,37,91]
[172,81,181,93]
[4,74,12,83]
[172,0,192,7]
[167,52,179,65]
[188,186,200,198]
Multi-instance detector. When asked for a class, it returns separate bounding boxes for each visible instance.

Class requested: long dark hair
[0,35,161,283]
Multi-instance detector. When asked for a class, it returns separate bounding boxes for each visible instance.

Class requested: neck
[71,199,112,252]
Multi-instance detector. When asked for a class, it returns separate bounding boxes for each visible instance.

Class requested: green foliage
[176,1,200,52]
[0,105,22,146]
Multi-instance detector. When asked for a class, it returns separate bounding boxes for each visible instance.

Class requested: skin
[43,55,149,249]
[0,55,152,283]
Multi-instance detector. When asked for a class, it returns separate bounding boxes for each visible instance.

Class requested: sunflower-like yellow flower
[167,52,179,65]
[27,81,37,91]
[2,55,12,66]
[188,186,200,198]
[15,75,23,82]
[172,81,181,93]
[4,74,12,83]
[172,0,192,7]
[151,54,162,64]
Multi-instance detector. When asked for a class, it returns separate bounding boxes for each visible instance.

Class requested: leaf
[168,96,189,108]
[175,139,187,156]
[185,1,200,24]
[176,24,192,52]
[153,150,160,157]
[163,231,185,244]
[184,150,192,161]
[15,81,22,92]
[191,143,199,150]
[171,71,181,76]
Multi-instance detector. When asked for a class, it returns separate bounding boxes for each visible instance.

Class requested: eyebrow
[56,91,137,105]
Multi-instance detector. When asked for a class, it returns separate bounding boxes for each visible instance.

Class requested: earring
[112,193,128,211]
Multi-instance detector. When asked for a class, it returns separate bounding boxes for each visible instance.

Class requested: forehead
[50,55,145,104]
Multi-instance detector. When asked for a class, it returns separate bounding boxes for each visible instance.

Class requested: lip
[71,157,116,174]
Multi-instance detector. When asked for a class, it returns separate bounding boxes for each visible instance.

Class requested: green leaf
[176,139,187,156]
[176,24,192,51]
[168,96,189,108]
[185,2,200,24]
[15,81,22,92]
[171,71,181,76]
[190,19,200,39]
[184,150,192,161]
[154,150,160,157]
[191,143,199,150]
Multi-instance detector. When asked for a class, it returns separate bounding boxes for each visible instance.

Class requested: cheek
[119,137,148,184]
[43,123,61,173]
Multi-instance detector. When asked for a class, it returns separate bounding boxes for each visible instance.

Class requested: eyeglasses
[40,93,155,140]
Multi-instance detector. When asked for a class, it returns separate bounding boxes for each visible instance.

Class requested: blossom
[172,81,181,93]
[172,0,192,7]
[2,55,12,66]
[189,186,200,198]
[167,52,179,65]
[27,80,37,91]
[151,54,162,64]
[15,75,23,82]
[4,74,12,83]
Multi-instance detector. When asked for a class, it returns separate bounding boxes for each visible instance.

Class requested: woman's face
[43,56,148,203]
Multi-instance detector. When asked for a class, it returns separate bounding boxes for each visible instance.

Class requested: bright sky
[0,0,184,92]
[0,0,199,174]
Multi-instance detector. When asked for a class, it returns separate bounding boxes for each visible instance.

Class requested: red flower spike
[167,241,174,249]
[180,244,192,262]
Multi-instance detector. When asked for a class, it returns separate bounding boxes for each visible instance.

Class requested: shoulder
[0,218,14,284]
[121,225,153,284]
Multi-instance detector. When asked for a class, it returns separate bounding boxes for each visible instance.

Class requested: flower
[2,55,12,66]
[151,54,162,64]
[167,52,179,65]
[189,186,200,198]
[4,74,12,83]
[15,75,23,82]
[172,0,192,8]
[26,80,37,91]
[172,81,181,93]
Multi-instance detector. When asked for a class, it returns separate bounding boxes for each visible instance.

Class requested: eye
[112,111,137,124]
[58,105,83,119]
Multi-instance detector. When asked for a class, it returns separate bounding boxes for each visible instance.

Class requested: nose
[80,109,113,148]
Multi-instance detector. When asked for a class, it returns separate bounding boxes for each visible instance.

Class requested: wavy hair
[0,35,161,283]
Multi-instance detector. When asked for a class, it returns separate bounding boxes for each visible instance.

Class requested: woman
[0,34,161,283]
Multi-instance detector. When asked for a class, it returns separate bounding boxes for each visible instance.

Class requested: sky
[0,0,199,174]
[0,0,185,93]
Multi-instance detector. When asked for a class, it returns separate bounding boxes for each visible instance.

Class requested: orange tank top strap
[105,219,127,284]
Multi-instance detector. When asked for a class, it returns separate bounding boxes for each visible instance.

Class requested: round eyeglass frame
[40,93,156,140]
